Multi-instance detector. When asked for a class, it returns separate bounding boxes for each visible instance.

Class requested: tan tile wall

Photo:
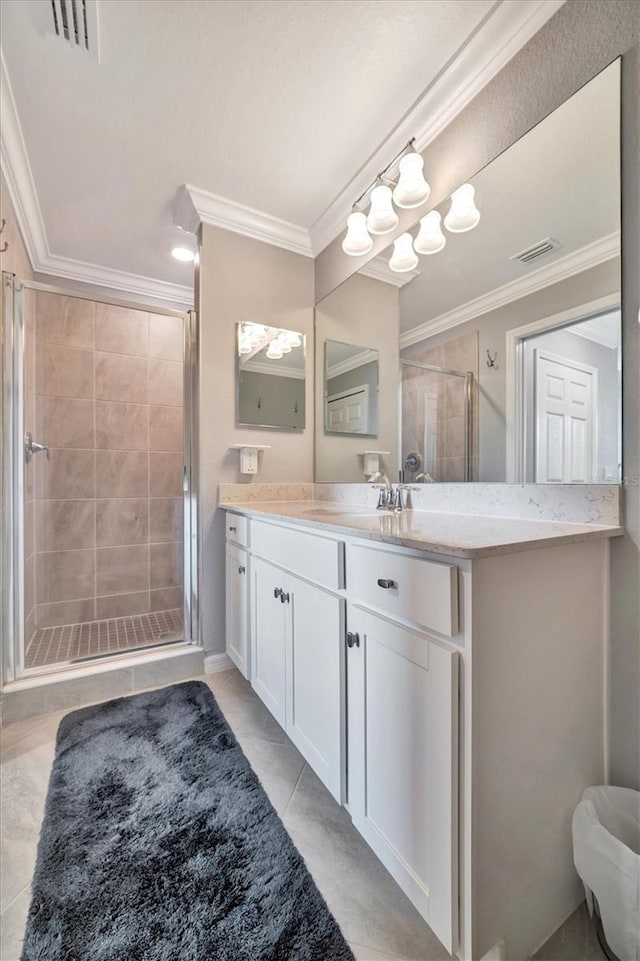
[30,292,184,632]
[402,331,479,483]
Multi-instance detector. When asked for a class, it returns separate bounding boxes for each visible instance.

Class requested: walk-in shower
[1,273,198,679]
[400,359,473,483]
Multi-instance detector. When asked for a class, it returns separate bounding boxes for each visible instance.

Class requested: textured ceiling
[1,0,495,284]
[397,61,620,332]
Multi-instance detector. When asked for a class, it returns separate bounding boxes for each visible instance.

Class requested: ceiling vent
[50,0,100,58]
[509,237,562,266]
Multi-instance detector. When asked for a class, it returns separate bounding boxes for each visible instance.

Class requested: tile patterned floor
[0,667,607,961]
[25,609,183,668]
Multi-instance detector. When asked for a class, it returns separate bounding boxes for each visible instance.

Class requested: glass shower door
[2,274,196,678]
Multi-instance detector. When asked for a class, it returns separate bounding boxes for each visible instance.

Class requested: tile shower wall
[30,292,184,635]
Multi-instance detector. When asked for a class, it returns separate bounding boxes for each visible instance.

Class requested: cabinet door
[226,543,249,678]
[250,557,288,726]
[286,575,345,802]
[347,606,459,954]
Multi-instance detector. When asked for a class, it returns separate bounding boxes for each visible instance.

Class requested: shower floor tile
[25,609,183,669]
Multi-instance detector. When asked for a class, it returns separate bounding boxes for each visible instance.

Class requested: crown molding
[309,0,566,256]
[399,231,620,348]
[327,348,379,379]
[359,256,420,288]
[177,184,313,258]
[241,359,305,380]
[1,52,193,308]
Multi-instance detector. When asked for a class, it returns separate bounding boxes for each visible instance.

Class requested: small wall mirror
[324,340,379,435]
[236,323,306,430]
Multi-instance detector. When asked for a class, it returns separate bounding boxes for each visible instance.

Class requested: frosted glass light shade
[266,339,283,359]
[444,184,480,233]
[393,153,430,208]
[342,212,373,256]
[238,327,252,355]
[367,185,399,235]
[389,233,419,273]
[413,211,446,255]
[282,330,302,348]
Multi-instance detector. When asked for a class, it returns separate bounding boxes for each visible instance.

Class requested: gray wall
[238,370,305,430]
[315,272,399,483]
[317,1,640,788]
[198,226,314,655]
[523,327,620,481]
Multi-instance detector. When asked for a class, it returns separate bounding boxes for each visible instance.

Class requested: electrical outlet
[240,447,258,474]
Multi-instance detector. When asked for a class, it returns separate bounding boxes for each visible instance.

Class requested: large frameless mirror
[236,323,306,430]
[315,59,621,484]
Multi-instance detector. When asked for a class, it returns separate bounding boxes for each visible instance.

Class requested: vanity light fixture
[367,184,399,235]
[389,233,419,273]
[282,330,302,348]
[393,152,430,208]
[342,211,374,256]
[413,211,446,255]
[444,184,481,233]
[266,339,284,360]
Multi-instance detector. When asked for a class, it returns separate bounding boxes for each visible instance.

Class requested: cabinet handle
[346,631,360,648]
[377,578,396,590]
[280,592,290,604]
[274,587,282,599]
[238,565,246,574]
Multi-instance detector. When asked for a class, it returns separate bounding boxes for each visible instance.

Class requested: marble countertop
[220,500,623,559]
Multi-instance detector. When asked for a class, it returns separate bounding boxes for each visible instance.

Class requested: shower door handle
[24,432,50,463]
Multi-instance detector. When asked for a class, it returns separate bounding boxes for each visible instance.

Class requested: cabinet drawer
[346,543,458,636]
[225,512,249,547]
[251,520,343,591]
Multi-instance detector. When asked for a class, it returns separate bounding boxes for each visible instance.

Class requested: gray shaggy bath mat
[21,680,354,961]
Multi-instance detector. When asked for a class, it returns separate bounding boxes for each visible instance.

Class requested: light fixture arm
[352,139,416,211]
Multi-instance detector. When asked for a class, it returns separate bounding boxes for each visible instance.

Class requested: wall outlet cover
[240,447,259,474]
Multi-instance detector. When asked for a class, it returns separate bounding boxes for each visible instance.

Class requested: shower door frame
[400,359,473,482]
[1,273,199,684]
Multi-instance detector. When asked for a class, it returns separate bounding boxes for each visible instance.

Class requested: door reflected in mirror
[236,323,306,430]
[324,340,379,436]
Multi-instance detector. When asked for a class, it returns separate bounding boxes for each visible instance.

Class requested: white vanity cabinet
[249,537,346,801]
[225,542,249,678]
[225,508,611,961]
[347,604,459,953]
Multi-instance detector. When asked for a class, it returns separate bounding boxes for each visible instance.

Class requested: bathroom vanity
[223,498,621,960]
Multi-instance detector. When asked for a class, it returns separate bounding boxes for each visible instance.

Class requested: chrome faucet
[369,471,414,513]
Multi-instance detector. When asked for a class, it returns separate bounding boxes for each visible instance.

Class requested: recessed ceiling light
[171,246,195,263]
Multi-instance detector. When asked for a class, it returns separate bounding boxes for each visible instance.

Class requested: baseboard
[204,653,234,674]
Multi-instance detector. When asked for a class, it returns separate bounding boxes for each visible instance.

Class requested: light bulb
[282,330,302,348]
[444,184,480,233]
[238,327,252,355]
[266,340,283,360]
[171,246,195,263]
[413,211,446,255]
[389,233,419,273]
[392,152,430,208]
[342,211,373,256]
[278,334,292,354]
[367,184,399,235]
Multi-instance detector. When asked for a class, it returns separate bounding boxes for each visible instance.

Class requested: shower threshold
[25,609,183,670]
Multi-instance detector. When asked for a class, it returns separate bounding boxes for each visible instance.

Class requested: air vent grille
[50,0,100,58]
[509,237,562,266]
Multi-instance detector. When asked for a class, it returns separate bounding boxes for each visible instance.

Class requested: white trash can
[572,785,640,961]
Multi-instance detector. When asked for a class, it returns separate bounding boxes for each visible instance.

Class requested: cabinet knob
[377,578,396,590]
[238,565,246,574]
[274,587,282,599]
[346,631,360,648]
[280,591,290,604]
[229,526,237,533]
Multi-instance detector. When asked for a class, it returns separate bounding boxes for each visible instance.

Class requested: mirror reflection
[315,60,621,484]
[237,323,306,430]
[324,340,379,435]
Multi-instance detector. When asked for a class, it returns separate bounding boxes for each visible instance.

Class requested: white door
[347,606,459,954]
[326,385,369,433]
[251,557,288,726]
[286,575,345,801]
[225,543,249,678]
[535,349,597,483]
